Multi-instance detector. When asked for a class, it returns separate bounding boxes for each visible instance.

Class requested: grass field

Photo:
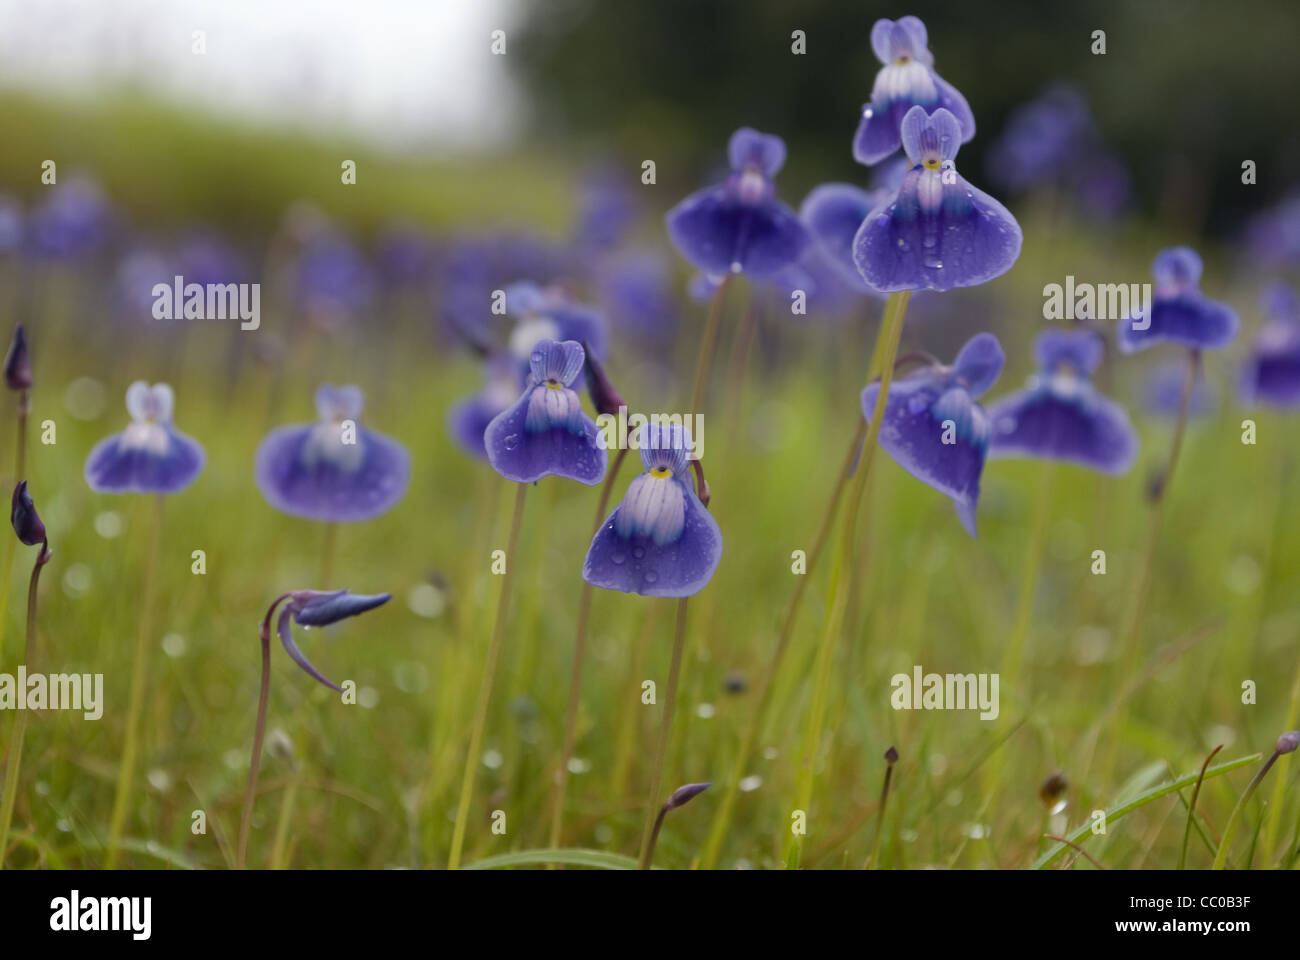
[0,89,1297,872]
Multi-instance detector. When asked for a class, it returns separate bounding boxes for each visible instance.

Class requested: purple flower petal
[666,184,809,278]
[1035,329,1103,377]
[276,606,342,692]
[861,335,1002,536]
[1117,294,1239,354]
[292,589,391,626]
[84,426,205,495]
[728,127,786,178]
[255,421,410,522]
[801,183,883,293]
[584,478,722,597]
[988,383,1138,474]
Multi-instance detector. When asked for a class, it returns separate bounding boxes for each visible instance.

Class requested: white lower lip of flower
[120,420,171,455]
[615,473,685,545]
[303,421,364,471]
[509,317,561,359]
[873,60,936,104]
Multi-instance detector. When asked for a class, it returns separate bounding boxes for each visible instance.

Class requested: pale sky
[0,0,526,154]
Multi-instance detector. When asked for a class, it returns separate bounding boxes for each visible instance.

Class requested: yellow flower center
[649,466,672,478]
[545,379,563,391]
[923,158,942,171]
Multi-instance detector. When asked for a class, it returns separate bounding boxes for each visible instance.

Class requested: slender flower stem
[983,463,1056,799]
[638,597,690,869]
[688,277,731,415]
[1097,347,1199,782]
[105,493,164,869]
[865,752,897,869]
[238,594,288,869]
[1212,746,1286,869]
[784,290,909,869]
[269,774,300,869]
[0,538,47,868]
[0,396,28,670]
[320,522,338,587]
[549,446,630,851]
[699,292,909,869]
[448,481,528,869]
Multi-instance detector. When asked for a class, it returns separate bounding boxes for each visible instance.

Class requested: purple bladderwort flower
[504,282,609,363]
[84,382,206,494]
[1118,247,1239,354]
[485,339,608,486]
[852,16,975,167]
[178,229,248,289]
[4,323,32,392]
[987,329,1139,474]
[296,230,373,327]
[256,385,410,521]
[115,246,175,323]
[801,159,909,295]
[0,196,23,255]
[1240,282,1300,408]
[583,422,722,597]
[374,222,437,289]
[1243,191,1300,270]
[572,165,639,255]
[266,589,391,691]
[597,251,676,340]
[983,83,1131,220]
[854,107,1022,293]
[27,176,112,260]
[666,127,810,279]
[11,480,46,549]
[861,333,1005,536]
[448,353,525,461]
[1144,359,1215,420]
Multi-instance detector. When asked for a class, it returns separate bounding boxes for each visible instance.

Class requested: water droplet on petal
[644,570,658,583]
[611,552,626,565]
[632,546,645,559]
[503,434,520,450]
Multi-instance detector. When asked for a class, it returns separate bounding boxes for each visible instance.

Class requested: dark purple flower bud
[291,589,392,627]
[11,481,45,546]
[664,782,711,811]
[4,324,31,391]
[884,746,899,765]
[582,343,626,418]
[1276,731,1300,755]
[273,589,391,691]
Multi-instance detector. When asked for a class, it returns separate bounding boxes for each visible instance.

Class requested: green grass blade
[1033,753,1261,870]
[461,848,642,870]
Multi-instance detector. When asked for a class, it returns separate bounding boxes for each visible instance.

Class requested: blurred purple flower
[84,382,206,494]
[27,176,112,260]
[256,385,410,522]
[1240,281,1300,408]
[375,222,437,288]
[988,329,1139,473]
[0,196,23,255]
[504,282,608,362]
[1117,247,1239,354]
[666,127,810,279]
[1144,360,1215,420]
[448,353,525,461]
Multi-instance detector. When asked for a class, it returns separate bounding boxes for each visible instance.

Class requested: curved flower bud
[84,382,206,495]
[10,480,45,547]
[853,107,1021,293]
[666,127,810,278]
[861,333,1005,536]
[988,328,1138,474]
[255,385,410,522]
[484,339,608,485]
[852,16,975,166]
[583,422,722,596]
[4,323,32,392]
[273,589,391,691]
